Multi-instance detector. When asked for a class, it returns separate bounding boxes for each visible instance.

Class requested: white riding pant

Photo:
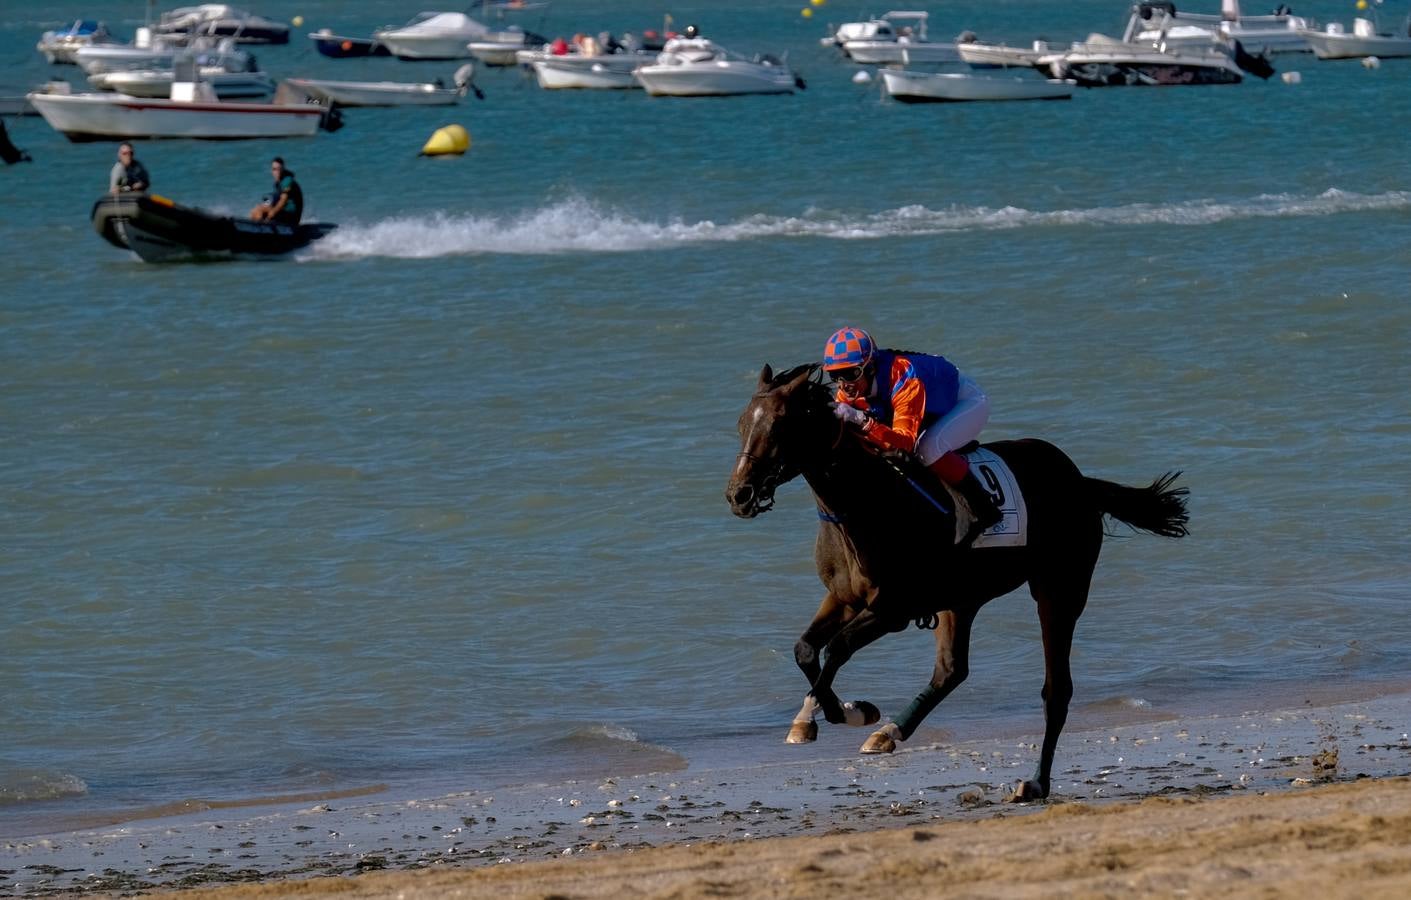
[915,375,989,467]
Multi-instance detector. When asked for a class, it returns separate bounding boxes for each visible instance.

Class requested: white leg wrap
[879,722,904,742]
[843,701,868,727]
[792,695,819,725]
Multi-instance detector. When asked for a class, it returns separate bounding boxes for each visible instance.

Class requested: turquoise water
[3,0,1411,837]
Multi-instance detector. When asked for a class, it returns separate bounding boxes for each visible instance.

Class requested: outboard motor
[319,105,345,133]
[1233,39,1276,79]
[454,62,485,100]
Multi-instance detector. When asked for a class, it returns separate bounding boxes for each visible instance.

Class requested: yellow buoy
[421,124,470,156]
[1356,0,1367,8]
[811,0,826,6]
[801,7,813,17]
[292,15,304,27]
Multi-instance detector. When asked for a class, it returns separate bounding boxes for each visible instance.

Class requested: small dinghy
[92,193,336,262]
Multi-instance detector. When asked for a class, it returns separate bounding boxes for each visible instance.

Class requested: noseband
[734,450,786,513]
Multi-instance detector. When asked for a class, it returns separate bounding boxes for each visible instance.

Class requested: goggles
[827,365,866,383]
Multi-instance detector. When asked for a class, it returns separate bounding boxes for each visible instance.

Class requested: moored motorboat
[92,192,336,262]
[283,66,478,106]
[634,36,804,96]
[29,59,340,141]
[520,49,648,89]
[373,12,492,60]
[467,26,550,65]
[881,68,1075,102]
[75,32,252,74]
[90,67,275,100]
[1038,29,1270,86]
[37,19,112,64]
[1298,16,1411,59]
[156,5,291,44]
[956,38,1062,68]
[1132,0,1313,54]
[308,29,390,58]
[841,12,959,64]
[821,10,915,47]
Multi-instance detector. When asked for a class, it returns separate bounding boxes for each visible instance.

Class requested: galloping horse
[726,363,1189,801]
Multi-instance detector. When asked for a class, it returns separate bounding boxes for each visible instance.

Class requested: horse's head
[726,362,834,518]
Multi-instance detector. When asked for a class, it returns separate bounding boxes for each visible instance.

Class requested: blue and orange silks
[833,349,959,454]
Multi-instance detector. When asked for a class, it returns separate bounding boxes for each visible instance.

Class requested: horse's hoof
[859,730,896,754]
[843,700,881,727]
[786,721,818,744]
[1007,779,1048,802]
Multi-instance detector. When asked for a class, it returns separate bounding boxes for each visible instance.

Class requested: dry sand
[6,690,1411,898]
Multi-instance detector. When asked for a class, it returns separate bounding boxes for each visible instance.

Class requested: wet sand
[5,691,1411,897]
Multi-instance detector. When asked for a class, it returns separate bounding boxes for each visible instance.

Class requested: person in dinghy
[822,326,1001,545]
[250,157,302,226]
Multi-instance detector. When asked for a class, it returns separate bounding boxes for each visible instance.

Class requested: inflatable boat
[91,193,337,262]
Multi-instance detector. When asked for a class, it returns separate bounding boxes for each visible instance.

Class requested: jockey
[822,326,1002,543]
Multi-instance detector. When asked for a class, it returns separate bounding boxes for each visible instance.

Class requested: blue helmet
[822,327,875,371]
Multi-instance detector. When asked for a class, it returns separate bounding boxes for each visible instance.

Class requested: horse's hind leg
[1011,575,1091,801]
[861,608,976,754]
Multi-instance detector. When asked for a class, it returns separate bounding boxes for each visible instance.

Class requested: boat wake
[307,189,1411,260]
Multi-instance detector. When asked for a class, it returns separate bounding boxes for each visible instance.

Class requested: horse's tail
[1083,471,1189,538]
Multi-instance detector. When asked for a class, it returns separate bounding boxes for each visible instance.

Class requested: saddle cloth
[954,448,1028,548]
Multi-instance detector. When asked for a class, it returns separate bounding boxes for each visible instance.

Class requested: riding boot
[934,459,1002,548]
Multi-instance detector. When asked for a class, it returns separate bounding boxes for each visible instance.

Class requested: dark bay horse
[726,363,1189,801]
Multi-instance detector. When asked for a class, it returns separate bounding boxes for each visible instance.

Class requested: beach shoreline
[5,688,1411,896]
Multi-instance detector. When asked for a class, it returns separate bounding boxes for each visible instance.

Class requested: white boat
[155,5,290,44]
[75,32,252,75]
[28,58,337,141]
[842,12,959,64]
[1298,16,1411,59]
[519,49,648,89]
[37,19,112,64]
[634,37,803,96]
[821,10,923,47]
[881,68,1074,102]
[1130,1,1313,54]
[467,26,549,65]
[374,12,492,60]
[90,67,275,99]
[283,70,474,106]
[1039,32,1252,85]
[956,38,1062,68]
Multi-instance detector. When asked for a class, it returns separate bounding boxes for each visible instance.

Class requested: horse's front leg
[861,608,976,754]
[787,594,852,743]
[809,606,897,728]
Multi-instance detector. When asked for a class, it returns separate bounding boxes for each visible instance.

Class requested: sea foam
[307,189,1411,260]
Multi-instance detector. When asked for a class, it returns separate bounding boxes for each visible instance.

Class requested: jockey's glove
[831,402,870,429]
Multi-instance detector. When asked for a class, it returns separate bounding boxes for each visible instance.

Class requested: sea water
[3,0,1410,837]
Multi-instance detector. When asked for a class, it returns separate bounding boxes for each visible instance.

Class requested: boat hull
[308,32,390,58]
[92,193,336,262]
[30,92,324,140]
[844,40,959,64]
[531,57,642,89]
[1298,30,1411,59]
[467,41,526,66]
[881,70,1073,102]
[635,63,797,96]
[373,34,476,60]
[284,78,461,107]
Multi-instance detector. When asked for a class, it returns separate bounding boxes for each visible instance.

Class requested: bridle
[733,380,848,515]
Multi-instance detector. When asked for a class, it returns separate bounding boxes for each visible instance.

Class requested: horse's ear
[758,364,773,388]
